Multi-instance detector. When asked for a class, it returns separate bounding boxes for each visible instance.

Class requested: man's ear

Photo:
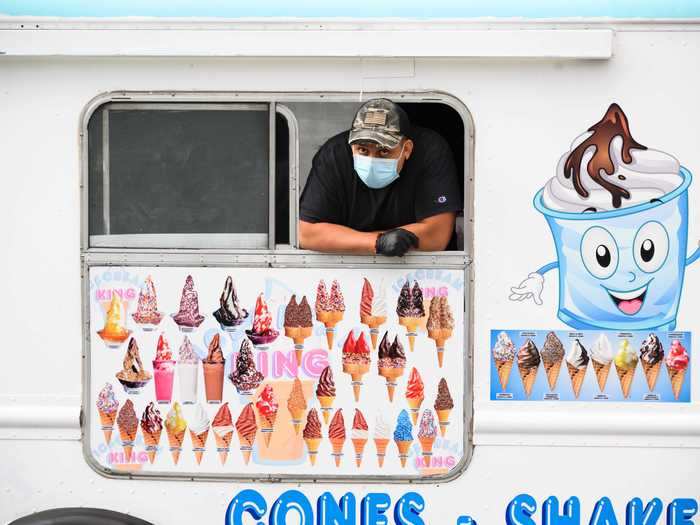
[403,139,414,160]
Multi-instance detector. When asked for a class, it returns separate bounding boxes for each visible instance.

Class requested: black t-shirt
[299,126,462,234]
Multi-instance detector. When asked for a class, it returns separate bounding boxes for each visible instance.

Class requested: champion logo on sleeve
[437,195,447,204]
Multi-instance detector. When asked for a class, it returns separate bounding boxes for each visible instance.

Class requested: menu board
[490,329,691,402]
[86,266,466,480]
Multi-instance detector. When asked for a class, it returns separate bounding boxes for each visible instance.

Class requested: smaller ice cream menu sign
[490,329,691,402]
[87,266,466,479]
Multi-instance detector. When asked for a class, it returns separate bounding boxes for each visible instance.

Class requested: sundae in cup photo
[511,103,699,331]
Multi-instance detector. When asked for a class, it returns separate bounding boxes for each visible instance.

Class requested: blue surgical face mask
[353,145,405,189]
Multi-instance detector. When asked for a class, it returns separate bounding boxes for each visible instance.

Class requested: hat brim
[348,128,403,150]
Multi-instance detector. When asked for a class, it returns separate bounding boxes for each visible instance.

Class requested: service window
[82,93,472,483]
[87,103,287,249]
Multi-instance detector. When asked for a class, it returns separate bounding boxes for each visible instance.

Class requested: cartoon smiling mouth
[604,282,651,316]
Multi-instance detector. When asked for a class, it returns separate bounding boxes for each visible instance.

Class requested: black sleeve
[414,132,463,221]
[299,142,345,225]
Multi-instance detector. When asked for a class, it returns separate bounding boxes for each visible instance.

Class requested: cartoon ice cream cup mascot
[511,104,699,331]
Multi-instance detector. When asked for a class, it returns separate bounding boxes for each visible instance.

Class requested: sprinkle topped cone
[426,296,454,367]
[417,410,438,468]
[96,383,119,445]
[377,333,407,402]
[303,409,323,466]
[171,275,205,330]
[359,278,388,350]
[393,410,413,468]
[492,332,516,391]
[235,403,258,465]
[316,280,346,349]
[284,295,313,367]
[396,281,425,352]
[342,331,371,402]
[116,399,138,462]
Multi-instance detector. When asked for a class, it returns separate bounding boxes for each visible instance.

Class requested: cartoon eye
[634,221,669,273]
[580,227,619,279]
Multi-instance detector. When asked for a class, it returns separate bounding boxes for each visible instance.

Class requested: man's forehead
[352,140,398,150]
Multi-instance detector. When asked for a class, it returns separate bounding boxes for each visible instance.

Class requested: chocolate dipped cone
[398,317,420,352]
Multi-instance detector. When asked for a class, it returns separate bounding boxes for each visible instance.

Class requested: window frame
[81,91,473,257]
[80,91,475,483]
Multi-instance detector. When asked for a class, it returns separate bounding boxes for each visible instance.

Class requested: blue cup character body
[534,167,693,331]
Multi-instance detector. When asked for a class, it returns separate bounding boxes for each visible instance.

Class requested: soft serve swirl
[543,103,682,212]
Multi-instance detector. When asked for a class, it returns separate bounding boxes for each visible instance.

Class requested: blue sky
[1,0,699,18]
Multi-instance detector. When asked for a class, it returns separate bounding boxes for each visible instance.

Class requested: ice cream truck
[1,1,699,524]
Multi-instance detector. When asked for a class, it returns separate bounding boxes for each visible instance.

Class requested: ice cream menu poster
[491,329,691,402]
[87,266,465,479]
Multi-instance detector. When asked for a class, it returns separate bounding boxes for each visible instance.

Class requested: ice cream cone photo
[407,396,423,425]
[544,360,562,390]
[361,315,387,349]
[379,367,404,402]
[164,402,187,466]
[116,399,138,462]
[567,362,587,399]
[238,434,255,465]
[318,396,335,425]
[614,339,638,399]
[330,437,345,467]
[143,430,161,464]
[360,278,389,350]
[642,361,662,392]
[328,410,346,467]
[167,429,185,465]
[315,280,346,349]
[495,359,514,391]
[190,429,209,465]
[98,409,116,444]
[284,295,313,366]
[236,403,258,465]
[419,436,435,467]
[374,438,389,467]
[435,408,451,437]
[342,331,371,402]
[665,339,689,400]
[260,414,277,447]
[188,403,210,465]
[351,438,367,467]
[214,431,232,465]
[305,437,321,466]
[395,439,412,468]
[399,317,421,352]
[592,360,612,392]
[426,296,454,365]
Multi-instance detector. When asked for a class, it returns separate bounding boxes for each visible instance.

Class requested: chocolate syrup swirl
[564,103,647,209]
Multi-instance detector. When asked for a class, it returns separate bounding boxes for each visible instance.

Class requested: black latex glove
[375,228,419,257]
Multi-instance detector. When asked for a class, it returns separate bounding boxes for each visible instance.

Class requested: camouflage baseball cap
[348,98,411,150]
